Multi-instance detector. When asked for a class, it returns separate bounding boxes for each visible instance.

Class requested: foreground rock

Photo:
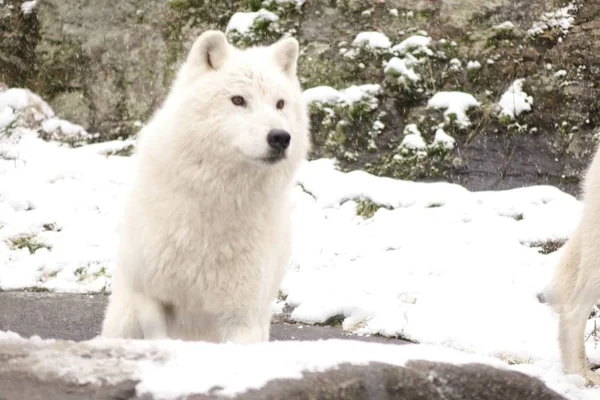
[0,335,566,400]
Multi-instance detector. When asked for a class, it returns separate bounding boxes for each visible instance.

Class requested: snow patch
[384,57,420,81]
[303,84,380,107]
[352,31,392,49]
[427,91,481,128]
[433,128,455,150]
[528,3,579,37]
[20,0,37,14]
[467,61,482,70]
[498,79,534,119]
[493,21,515,31]
[226,9,279,35]
[392,35,433,56]
[401,124,426,150]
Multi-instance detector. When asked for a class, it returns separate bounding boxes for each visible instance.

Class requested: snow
[391,35,433,56]
[427,91,481,128]
[303,84,380,107]
[352,31,391,49]
[401,124,426,150]
[225,9,279,35]
[466,60,481,70]
[498,79,534,119]
[0,88,54,119]
[493,21,515,31]
[555,70,567,78]
[272,0,306,7]
[20,0,37,14]
[42,118,88,137]
[0,89,599,399]
[0,107,17,132]
[433,128,455,150]
[383,57,420,81]
[528,3,579,36]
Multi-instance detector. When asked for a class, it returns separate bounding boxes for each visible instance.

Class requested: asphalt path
[0,291,410,344]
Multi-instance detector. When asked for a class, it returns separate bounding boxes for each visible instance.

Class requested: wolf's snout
[267,129,291,151]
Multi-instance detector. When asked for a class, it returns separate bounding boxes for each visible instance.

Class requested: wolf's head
[168,30,310,174]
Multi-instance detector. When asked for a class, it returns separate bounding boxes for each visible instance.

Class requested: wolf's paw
[584,370,600,387]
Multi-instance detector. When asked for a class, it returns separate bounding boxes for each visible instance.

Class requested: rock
[0,337,567,400]
[2,0,600,194]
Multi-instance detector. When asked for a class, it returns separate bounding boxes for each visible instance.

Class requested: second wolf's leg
[544,230,581,314]
[559,270,600,386]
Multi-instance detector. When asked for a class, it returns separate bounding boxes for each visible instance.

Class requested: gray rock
[0,338,567,400]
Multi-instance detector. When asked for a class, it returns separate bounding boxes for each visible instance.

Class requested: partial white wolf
[101,30,310,343]
[543,145,600,386]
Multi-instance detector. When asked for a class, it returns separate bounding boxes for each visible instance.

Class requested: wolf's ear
[188,30,230,71]
[272,36,299,77]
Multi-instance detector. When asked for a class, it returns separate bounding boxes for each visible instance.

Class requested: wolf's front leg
[218,310,271,344]
[132,292,169,340]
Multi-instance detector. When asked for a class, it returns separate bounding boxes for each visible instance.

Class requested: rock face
[1,0,598,195]
[0,338,567,400]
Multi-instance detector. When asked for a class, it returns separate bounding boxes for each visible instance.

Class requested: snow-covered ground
[1,88,599,399]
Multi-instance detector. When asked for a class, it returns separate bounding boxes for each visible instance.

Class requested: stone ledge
[0,335,566,400]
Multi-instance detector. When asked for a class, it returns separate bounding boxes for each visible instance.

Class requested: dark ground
[0,291,408,344]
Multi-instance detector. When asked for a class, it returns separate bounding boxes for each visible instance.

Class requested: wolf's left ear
[272,37,299,77]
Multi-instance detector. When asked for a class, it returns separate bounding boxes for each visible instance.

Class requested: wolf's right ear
[188,30,230,72]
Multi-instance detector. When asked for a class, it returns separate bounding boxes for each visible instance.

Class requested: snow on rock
[0,106,17,133]
[432,128,455,150]
[383,57,420,81]
[352,31,392,49]
[528,3,579,37]
[498,79,534,119]
[271,0,306,7]
[466,60,482,70]
[401,124,426,150]
[3,332,569,400]
[225,9,279,35]
[20,0,37,14]
[136,340,512,398]
[391,35,433,56]
[427,91,480,128]
[303,84,380,107]
[42,118,88,138]
[0,88,54,121]
[493,21,515,31]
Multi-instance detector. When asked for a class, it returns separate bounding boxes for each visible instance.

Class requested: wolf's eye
[231,96,246,107]
[276,99,285,110]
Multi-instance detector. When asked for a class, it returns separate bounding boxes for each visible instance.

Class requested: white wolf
[543,145,600,386]
[101,30,310,343]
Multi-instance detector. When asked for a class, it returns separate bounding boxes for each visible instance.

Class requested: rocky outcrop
[1,0,598,194]
[0,336,567,400]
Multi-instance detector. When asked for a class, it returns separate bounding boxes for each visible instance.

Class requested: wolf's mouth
[262,150,286,164]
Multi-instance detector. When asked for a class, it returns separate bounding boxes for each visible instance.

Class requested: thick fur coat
[101,31,309,343]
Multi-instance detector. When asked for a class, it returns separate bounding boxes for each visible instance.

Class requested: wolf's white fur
[101,31,309,343]
[544,145,600,386]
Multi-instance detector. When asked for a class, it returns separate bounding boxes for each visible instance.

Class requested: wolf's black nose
[267,129,291,151]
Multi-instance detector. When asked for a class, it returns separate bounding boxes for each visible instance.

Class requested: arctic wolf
[101,30,310,343]
[544,145,600,386]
